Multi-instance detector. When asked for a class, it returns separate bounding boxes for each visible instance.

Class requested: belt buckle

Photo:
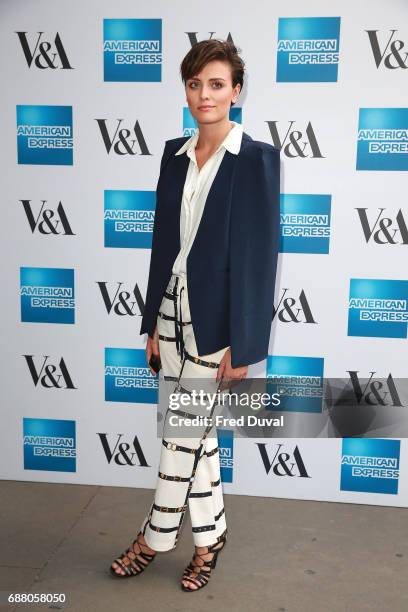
[167,442,177,451]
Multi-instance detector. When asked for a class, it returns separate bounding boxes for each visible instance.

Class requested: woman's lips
[198,106,215,111]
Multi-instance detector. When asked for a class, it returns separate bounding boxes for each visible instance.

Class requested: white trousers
[139,273,229,551]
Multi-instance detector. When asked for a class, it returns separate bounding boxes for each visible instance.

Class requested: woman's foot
[110,531,157,577]
[181,532,227,591]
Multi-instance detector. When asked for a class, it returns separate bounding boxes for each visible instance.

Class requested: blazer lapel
[157,149,189,256]
[190,150,236,253]
[157,131,253,267]
[189,131,253,257]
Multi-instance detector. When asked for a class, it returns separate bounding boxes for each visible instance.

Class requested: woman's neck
[195,119,234,153]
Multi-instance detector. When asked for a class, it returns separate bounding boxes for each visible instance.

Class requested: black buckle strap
[164,290,177,301]
[192,524,216,533]
[158,471,191,482]
[158,334,176,342]
[189,490,212,498]
[205,446,219,457]
[211,478,221,487]
[153,503,187,513]
[158,311,191,326]
[148,522,179,533]
[183,349,220,369]
[162,439,197,454]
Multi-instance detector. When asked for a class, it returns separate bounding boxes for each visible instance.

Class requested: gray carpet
[1,481,407,612]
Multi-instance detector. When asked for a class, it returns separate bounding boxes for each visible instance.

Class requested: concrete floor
[0,481,407,612]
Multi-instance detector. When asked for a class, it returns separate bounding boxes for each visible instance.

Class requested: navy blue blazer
[140,130,280,368]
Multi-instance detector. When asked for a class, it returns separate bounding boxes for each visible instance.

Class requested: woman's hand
[216,348,248,386]
[146,325,160,376]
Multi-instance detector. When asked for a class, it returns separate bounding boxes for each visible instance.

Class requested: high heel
[181,529,227,592]
[110,531,156,578]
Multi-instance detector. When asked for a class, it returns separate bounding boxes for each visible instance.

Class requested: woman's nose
[200,85,210,99]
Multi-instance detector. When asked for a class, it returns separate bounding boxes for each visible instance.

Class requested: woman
[110,39,280,592]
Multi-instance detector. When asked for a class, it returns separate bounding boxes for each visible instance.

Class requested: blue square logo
[103,19,162,82]
[266,355,324,413]
[20,267,75,324]
[17,105,73,165]
[104,190,156,249]
[277,17,341,82]
[348,278,408,338]
[23,417,76,472]
[280,194,331,254]
[356,108,408,171]
[340,438,400,494]
[105,347,158,404]
[218,429,234,483]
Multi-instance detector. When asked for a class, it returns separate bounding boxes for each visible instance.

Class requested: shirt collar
[174,120,243,157]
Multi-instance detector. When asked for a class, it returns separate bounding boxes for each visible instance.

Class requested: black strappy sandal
[110,531,156,578]
[181,529,228,592]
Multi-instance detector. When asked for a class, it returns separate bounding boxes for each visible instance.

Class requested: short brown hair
[180,39,245,105]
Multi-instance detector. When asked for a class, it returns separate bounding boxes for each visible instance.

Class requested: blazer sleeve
[159,139,175,173]
[228,143,280,368]
[139,139,174,338]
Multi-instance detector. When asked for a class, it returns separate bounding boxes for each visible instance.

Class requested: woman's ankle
[138,532,156,554]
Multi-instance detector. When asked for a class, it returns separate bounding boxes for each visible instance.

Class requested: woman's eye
[188,81,223,89]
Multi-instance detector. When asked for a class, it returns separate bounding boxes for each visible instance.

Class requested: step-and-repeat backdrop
[1,0,407,507]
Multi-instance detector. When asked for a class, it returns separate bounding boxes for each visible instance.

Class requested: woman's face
[185,59,241,125]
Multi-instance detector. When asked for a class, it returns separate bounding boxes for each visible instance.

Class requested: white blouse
[171,120,244,277]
